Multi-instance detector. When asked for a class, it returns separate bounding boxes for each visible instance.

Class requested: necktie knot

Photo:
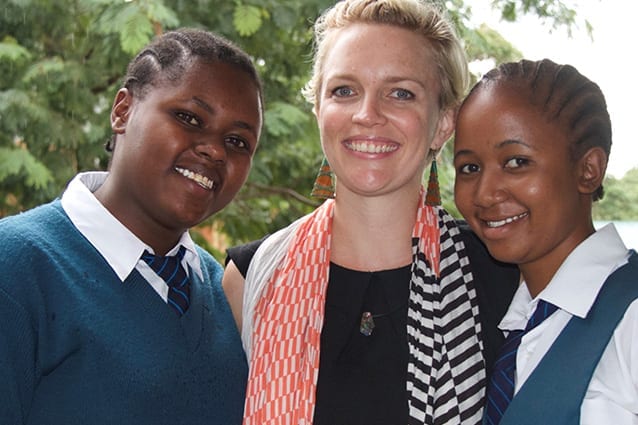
[484,299,558,424]
[142,246,190,315]
[525,299,558,332]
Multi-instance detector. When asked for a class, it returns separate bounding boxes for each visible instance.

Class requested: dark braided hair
[466,58,611,201]
[107,28,263,152]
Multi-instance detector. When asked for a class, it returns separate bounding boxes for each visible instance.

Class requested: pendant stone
[360,311,375,336]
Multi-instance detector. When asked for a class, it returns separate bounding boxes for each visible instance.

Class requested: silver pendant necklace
[359,302,407,336]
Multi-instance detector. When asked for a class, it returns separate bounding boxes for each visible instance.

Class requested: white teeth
[175,167,215,190]
[486,212,528,228]
[346,141,397,154]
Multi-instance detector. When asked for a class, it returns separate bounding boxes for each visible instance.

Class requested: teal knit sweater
[0,200,248,424]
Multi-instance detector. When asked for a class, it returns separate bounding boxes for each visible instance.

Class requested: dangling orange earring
[311,157,336,199]
[425,158,441,206]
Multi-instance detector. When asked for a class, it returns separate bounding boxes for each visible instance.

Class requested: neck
[329,189,421,271]
[521,221,596,298]
[94,183,182,256]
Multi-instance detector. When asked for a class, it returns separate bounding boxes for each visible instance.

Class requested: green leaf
[22,57,66,83]
[80,0,110,5]
[233,4,263,37]
[272,5,297,30]
[94,3,154,54]
[0,37,31,62]
[0,147,53,190]
[0,89,50,126]
[146,2,180,28]
[264,101,310,137]
[6,0,33,6]
[120,14,155,54]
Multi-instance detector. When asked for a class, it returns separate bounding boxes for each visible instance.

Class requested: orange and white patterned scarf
[242,189,485,424]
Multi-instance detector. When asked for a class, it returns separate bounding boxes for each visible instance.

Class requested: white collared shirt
[60,171,203,301]
[500,224,638,424]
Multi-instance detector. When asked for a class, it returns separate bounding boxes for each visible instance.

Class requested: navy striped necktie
[484,299,559,424]
[141,246,191,316]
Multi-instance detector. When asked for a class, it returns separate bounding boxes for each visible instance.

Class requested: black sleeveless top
[226,222,518,425]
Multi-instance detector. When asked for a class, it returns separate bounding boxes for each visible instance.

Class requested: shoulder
[225,236,268,278]
[226,211,318,279]
[0,200,64,232]
[196,246,224,283]
[0,201,69,257]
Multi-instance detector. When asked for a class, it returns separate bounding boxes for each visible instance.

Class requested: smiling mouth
[485,212,528,228]
[175,167,215,190]
[344,140,398,154]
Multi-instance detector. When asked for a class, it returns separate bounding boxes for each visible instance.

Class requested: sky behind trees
[467,0,637,178]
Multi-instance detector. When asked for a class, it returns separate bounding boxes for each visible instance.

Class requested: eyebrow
[454,138,535,160]
[192,96,259,136]
[326,73,429,90]
[232,119,258,136]
[192,96,214,114]
[453,149,473,160]
[498,138,536,151]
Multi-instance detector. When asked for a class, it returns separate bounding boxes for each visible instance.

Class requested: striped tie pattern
[142,246,190,316]
[484,299,559,424]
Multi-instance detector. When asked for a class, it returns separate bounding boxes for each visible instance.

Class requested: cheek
[453,182,472,213]
[387,107,423,129]
[226,158,253,187]
[317,108,346,152]
[318,104,346,132]
[396,110,440,153]
[521,176,555,202]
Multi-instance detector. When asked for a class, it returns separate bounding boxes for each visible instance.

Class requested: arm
[0,287,36,424]
[222,236,268,332]
[222,260,246,331]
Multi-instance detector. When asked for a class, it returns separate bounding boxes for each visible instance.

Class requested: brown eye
[176,111,201,127]
[504,157,529,169]
[458,163,479,174]
[225,136,251,153]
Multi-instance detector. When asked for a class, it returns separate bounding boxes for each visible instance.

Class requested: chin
[482,243,523,265]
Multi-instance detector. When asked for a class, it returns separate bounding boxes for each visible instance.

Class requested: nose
[195,139,226,164]
[352,95,386,126]
[473,170,508,208]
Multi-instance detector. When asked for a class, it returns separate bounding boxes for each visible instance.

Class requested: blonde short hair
[302,0,469,111]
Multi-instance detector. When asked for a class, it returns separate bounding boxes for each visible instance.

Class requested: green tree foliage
[3,0,615,258]
[594,168,638,221]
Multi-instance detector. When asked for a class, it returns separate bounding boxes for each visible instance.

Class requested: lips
[175,167,216,190]
[485,212,528,228]
[344,140,398,154]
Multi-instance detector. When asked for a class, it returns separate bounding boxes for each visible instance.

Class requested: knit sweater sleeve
[0,211,47,424]
[0,285,37,424]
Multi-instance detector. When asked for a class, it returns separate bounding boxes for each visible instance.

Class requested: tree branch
[245,181,320,207]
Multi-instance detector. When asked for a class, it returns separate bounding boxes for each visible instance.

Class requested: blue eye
[333,86,354,97]
[391,88,414,100]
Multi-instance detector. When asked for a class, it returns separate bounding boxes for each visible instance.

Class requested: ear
[577,147,607,196]
[110,88,133,134]
[430,107,456,151]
